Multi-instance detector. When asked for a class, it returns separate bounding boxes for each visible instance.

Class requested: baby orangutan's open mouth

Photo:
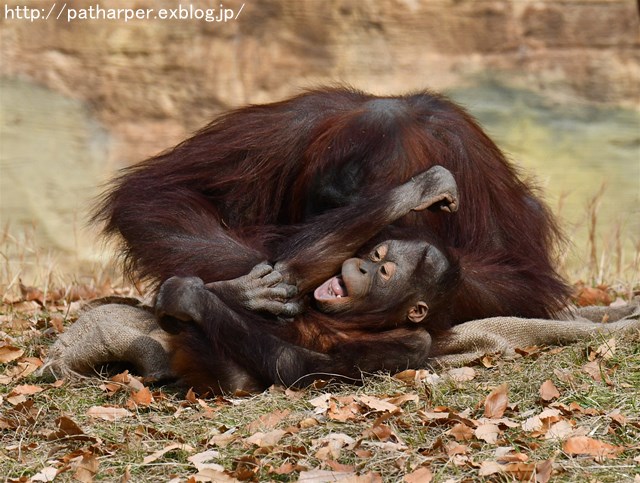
[314,275,348,301]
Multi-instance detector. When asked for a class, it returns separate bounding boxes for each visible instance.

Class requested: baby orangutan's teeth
[337,295,342,298]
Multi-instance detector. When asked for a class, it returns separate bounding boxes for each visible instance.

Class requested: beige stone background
[0,0,639,283]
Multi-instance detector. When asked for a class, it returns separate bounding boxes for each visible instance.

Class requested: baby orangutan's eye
[371,244,388,262]
[379,262,396,281]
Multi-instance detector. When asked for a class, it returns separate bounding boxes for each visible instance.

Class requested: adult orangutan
[93,86,571,324]
[155,166,461,393]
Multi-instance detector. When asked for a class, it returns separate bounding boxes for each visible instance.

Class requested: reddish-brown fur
[94,86,571,325]
[163,271,455,393]
[156,171,463,393]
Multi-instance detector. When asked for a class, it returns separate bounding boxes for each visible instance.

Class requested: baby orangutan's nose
[342,258,366,277]
[358,260,368,275]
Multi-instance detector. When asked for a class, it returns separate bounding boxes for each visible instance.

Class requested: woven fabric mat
[38,297,640,381]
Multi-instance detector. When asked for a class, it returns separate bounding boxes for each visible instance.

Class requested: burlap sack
[429,301,640,366]
[39,299,173,381]
[38,298,640,382]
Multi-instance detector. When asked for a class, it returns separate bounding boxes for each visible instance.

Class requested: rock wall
[0,0,638,272]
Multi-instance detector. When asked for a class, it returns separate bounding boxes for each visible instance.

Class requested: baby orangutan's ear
[407,301,428,323]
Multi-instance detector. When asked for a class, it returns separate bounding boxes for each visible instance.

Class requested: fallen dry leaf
[503,462,537,481]
[582,360,608,383]
[86,406,133,421]
[49,314,65,333]
[484,383,509,419]
[363,423,395,442]
[385,394,419,407]
[494,447,528,462]
[573,283,612,307]
[393,369,419,384]
[109,370,144,391]
[20,282,45,304]
[403,466,433,482]
[298,469,382,482]
[188,450,224,472]
[594,338,616,359]
[355,449,373,459]
[10,384,44,396]
[0,345,24,364]
[489,417,520,429]
[366,439,408,453]
[110,371,131,384]
[246,409,290,432]
[133,424,181,443]
[315,441,345,461]
[283,387,307,400]
[417,410,456,428]
[357,395,399,413]
[120,465,131,483]
[5,393,26,406]
[607,409,628,427]
[7,384,44,406]
[30,466,58,482]
[1,357,42,383]
[479,459,539,480]
[5,300,41,315]
[522,408,563,436]
[193,468,239,481]
[566,402,599,416]
[185,387,198,403]
[539,380,560,402]
[514,345,544,357]
[535,459,554,483]
[446,442,469,456]
[553,368,574,383]
[245,429,286,448]
[0,399,37,429]
[545,420,574,440]
[233,455,260,480]
[126,376,145,391]
[309,393,332,414]
[538,408,562,420]
[479,354,496,367]
[208,431,238,448]
[562,436,624,459]
[393,369,440,385]
[299,417,320,429]
[7,317,32,331]
[73,452,99,483]
[46,416,92,442]
[475,423,501,444]
[314,433,355,461]
[143,443,195,464]
[325,460,356,473]
[328,396,361,422]
[449,423,474,441]
[271,461,308,475]
[129,386,153,407]
[446,367,476,382]
[99,382,122,395]
[478,460,504,476]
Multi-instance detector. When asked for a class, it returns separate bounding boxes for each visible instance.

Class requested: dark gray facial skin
[313,239,450,321]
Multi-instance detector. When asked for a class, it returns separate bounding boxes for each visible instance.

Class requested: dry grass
[555,186,640,298]
[0,223,140,306]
